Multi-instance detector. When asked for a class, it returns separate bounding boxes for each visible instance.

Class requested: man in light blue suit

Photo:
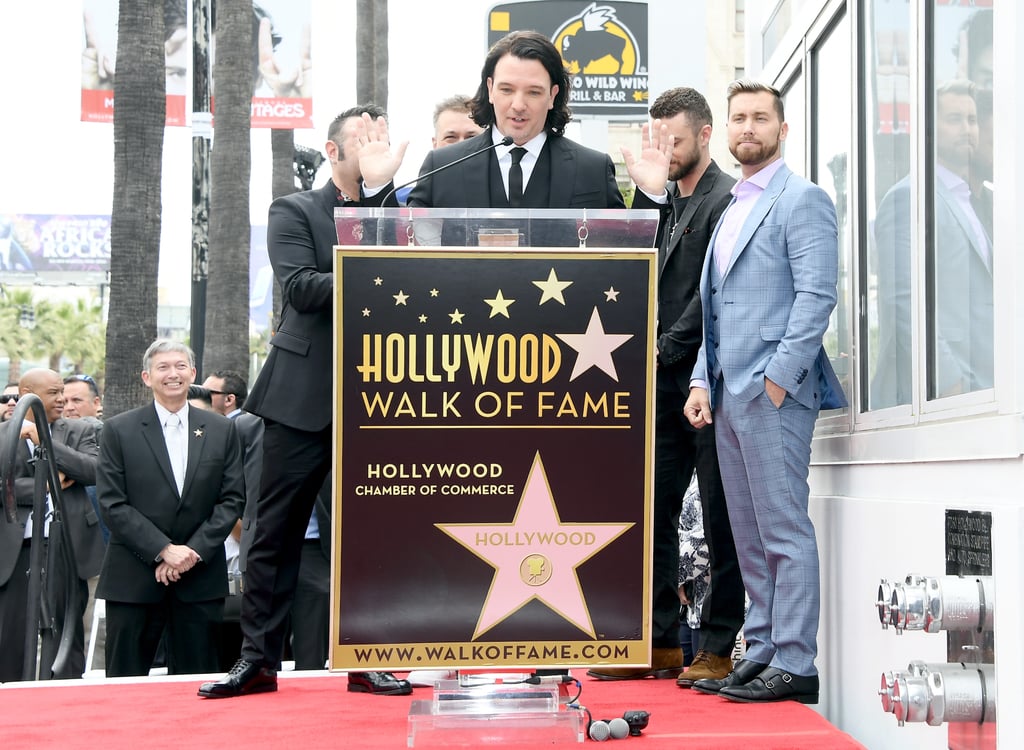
[684,80,847,704]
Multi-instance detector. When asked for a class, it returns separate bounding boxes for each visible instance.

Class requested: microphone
[588,717,630,741]
[380,134,514,207]
[524,673,575,684]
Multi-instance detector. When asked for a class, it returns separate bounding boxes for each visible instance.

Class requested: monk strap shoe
[719,666,819,704]
[691,659,767,695]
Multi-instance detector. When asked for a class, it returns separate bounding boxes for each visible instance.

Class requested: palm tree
[203,0,253,378]
[356,0,389,108]
[105,3,167,417]
[42,299,107,377]
[0,288,44,381]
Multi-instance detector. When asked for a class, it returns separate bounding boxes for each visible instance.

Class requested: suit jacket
[632,161,735,393]
[245,180,390,432]
[0,418,104,586]
[871,175,993,406]
[692,162,847,411]
[406,128,625,210]
[234,411,264,572]
[96,403,245,604]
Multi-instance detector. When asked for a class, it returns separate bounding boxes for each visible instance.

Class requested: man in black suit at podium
[407,30,624,218]
[198,104,413,698]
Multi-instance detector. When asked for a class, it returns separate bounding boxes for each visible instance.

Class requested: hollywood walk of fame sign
[330,245,656,671]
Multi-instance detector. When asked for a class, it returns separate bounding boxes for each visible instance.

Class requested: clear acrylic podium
[331,207,659,747]
[334,206,660,250]
[406,677,584,747]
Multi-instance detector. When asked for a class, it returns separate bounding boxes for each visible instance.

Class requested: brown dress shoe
[586,647,683,680]
[676,651,733,688]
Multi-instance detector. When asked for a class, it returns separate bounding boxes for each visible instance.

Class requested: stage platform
[2,669,866,749]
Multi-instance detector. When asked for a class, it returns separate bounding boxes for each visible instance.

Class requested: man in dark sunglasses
[0,383,18,422]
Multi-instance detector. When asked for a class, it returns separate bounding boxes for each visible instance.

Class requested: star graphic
[604,287,620,302]
[393,290,409,305]
[532,268,573,305]
[449,309,465,324]
[361,308,371,317]
[418,314,428,323]
[556,307,633,381]
[436,453,632,638]
[193,429,203,438]
[373,277,383,286]
[484,290,515,318]
[430,288,440,297]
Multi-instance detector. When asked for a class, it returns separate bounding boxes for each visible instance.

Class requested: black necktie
[508,147,527,208]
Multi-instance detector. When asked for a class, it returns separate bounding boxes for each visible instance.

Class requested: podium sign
[330,210,657,672]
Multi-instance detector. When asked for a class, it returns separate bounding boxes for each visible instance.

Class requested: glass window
[928,3,993,399]
[781,74,806,177]
[813,13,852,410]
[864,0,913,410]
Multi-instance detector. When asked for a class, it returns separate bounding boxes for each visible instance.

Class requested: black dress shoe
[347,671,413,696]
[719,666,819,704]
[691,659,768,695]
[198,658,278,698]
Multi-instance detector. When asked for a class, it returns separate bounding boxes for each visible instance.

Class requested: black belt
[22,537,49,547]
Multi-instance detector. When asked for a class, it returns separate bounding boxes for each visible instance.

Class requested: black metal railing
[0,393,83,680]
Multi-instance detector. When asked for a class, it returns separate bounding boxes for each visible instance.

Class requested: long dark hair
[470,30,573,137]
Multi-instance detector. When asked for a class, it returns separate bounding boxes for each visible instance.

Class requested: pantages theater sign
[331,245,656,671]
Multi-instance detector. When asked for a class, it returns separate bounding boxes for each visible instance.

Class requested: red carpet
[1,672,865,749]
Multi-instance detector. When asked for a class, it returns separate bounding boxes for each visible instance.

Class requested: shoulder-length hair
[470,30,573,137]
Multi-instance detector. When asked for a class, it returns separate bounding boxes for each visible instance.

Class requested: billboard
[0,213,110,274]
[332,247,657,671]
[80,0,313,129]
[488,1,650,117]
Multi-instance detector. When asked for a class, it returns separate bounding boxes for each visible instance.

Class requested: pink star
[556,307,633,381]
[436,453,633,638]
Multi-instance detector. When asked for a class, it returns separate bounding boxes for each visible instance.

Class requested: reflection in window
[929,6,993,399]
[813,12,851,411]
[866,0,913,410]
[869,3,994,408]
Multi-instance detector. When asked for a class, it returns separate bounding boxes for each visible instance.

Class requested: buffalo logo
[553,3,640,75]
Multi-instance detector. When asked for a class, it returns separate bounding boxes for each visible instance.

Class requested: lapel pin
[194,429,203,438]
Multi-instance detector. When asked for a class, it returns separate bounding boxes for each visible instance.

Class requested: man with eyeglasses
[1,382,19,422]
[201,370,247,420]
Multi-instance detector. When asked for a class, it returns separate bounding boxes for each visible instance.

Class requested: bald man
[0,368,104,681]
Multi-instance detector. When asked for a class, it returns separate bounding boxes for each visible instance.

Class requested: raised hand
[621,119,675,197]
[355,111,409,190]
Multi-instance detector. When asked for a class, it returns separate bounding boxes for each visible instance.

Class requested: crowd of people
[1,30,845,707]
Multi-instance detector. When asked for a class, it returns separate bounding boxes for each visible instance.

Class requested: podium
[329,207,659,686]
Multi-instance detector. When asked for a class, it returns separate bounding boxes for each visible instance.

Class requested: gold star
[532,268,573,305]
[604,287,620,302]
[361,308,371,317]
[430,288,440,297]
[193,429,203,438]
[373,277,383,286]
[484,290,515,318]
[393,290,409,305]
[449,309,465,324]
[418,314,428,323]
